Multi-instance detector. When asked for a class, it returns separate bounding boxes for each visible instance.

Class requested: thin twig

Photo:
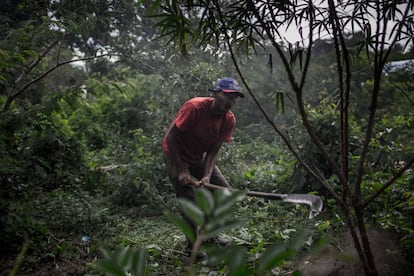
[363,157,414,208]
[2,53,116,113]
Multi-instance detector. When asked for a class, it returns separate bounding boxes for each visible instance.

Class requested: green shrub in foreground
[95,188,310,275]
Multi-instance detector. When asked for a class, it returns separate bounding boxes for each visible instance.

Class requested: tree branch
[363,156,414,208]
[2,53,115,113]
[14,40,60,86]
[354,1,411,196]
[354,1,384,197]
[392,82,414,106]
[299,4,314,92]
[248,0,347,190]
[327,0,352,201]
[216,0,342,202]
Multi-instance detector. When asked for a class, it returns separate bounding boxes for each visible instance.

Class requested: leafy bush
[95,188,311,275]
[0,103,101,255]
[32,189,110,234]
[0,201,49,255]
[220,138,296,194]
[94,129,173,214]
[363,169,414,261]
[0,104,89,194]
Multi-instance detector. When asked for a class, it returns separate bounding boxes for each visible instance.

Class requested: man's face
[214,91,239,113]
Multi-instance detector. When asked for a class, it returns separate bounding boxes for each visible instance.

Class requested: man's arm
[199,141,223,185]
[165,124,198,186]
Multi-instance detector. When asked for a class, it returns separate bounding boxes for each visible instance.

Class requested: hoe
[203,182,323,219]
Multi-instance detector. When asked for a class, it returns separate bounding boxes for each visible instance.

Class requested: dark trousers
[164,155,230,245]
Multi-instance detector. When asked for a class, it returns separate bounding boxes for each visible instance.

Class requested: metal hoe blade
[203,183,324,218]
[281,194,323,219]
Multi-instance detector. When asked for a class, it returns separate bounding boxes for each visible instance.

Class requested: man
[162,77,244,255]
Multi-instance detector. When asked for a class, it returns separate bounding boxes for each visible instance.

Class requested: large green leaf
[257,243,296,273]
[287,229,308,251]
[95,246,148,276]
[164,210,195,241]
[94,261,125,276]
[128,248,147,276]
[204,218,243,240]
[195,188,215,216]
[257,229,307,273]
[226,246,249,275]
[213,189,246,217]
[178,197,205,226]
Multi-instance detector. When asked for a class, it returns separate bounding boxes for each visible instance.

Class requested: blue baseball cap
[209,77,244,98]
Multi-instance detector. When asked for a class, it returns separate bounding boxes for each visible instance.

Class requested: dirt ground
[298,227,412,276]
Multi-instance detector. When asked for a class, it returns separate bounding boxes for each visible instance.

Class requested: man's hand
[178,170,198,186]
[199,176,210,186]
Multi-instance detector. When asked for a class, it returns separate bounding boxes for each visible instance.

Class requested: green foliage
[32,189,110,234]
[0,201,49,255]
[95,188,310,275]
[106,147,170,215]
[1,1,413,274]
[166,188,246,244]
[286,101,341,194]
[95,247,148,276]
[399,189,414,261]
[219,138,296,193]
[363,169,414,258]
[0,104,88,193]
[0,187,110,257]
[0,99,96,258]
